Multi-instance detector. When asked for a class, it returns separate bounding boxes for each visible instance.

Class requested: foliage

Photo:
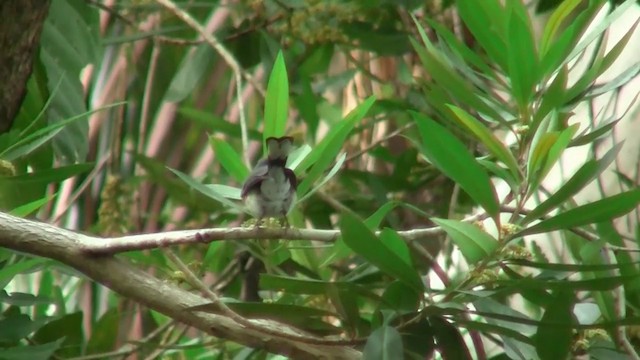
[1,0,640,359]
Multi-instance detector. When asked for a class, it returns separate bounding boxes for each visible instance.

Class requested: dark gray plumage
[241,137,297,223]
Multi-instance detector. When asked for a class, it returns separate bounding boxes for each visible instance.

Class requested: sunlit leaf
[535,291,574,360]
[517,188,640,236]
[340,212,424,293]
[447,105,520,180]
[363,326,404,360]
[412,111,499,218]
[263,51,289,144]
[210,137,249,182]
[431,218,498,264]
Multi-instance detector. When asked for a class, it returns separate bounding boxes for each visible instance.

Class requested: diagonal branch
[0,212,360,360]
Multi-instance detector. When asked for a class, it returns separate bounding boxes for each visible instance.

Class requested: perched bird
[241,136,297,226]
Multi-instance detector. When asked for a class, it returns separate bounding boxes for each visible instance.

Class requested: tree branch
[0,212,360,359]
[79,211,486,255]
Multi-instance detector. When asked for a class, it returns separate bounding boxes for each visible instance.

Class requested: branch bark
[0,212,360,359]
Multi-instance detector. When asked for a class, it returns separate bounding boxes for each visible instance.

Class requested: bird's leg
[279,214,290,228]
[254,217,264,229]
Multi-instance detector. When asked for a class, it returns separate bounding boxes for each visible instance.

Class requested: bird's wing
[241,159,269,198]
[284,168,298,189]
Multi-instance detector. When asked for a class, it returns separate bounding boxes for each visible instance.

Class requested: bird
[241,136,297,227]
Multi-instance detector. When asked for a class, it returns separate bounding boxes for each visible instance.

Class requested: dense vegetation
[1,0,640,359]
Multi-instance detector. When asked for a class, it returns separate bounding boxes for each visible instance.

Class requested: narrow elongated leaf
[539,2,604,78]
[569,119,621,147]
[379,229,413,268]
[296,96,375,195]
[0,259,50,283]
[565,0,636,65]
[521,142,622,224]
[297,152,345,203]
[166,45,214,102]
[504,258,640,272]
[169,168,242,211]
[432,218,498,264]
[9,195,56,217]
[364,201,430,230]
[429,316,472,360]
[455,1,507,72]
[539,0,582,56]
[340,212,424,293]
[260,274,379,299]
[535,291,574,360]
[0,338,64,360]
[363,326,404,360]
[412,112,499,217]
[0,103,123,161]
[410,25,506,123]
[517,188,640,236]
[263,51,289,143]
[210,137,249,182]
[506,1,538,108]
[447,105,520,179]
[537,124,579,184]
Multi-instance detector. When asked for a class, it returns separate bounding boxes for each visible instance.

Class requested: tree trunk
[0,0,51,133]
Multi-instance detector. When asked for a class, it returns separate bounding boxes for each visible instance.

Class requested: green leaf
[168,168,242,211]
[2,163,94,184]
[521,142,622,224]
[296,96,375,195]
[431,218,498,264]
[363,326,404,360]
[535,291,574,360]
[263,51,289,143]
[565,0,637,66]
[33,312,83,358]
[447,105,520,180]
[506,0,538,108]
[0,338,64,360]
[191,302,341,335]
[259,274,379,299]
[205,184,242,201]
[41,0,100,162]
[539,2,604,78]
[425,18,495,79]
[517,188,640,237]
[0,104,123,161]
[9,195,56,217]
[537,124,579,184]
[165,45,214,102]
[340,212,424,293]
[209,137,249,182]
[569,119,621,147]
[503,258,640,272]
[410,21,506,123]
[539,0,582,57]
[378,228,413,268]
[379,281,421,314]
[412,112,499,218]
[0,292,52,307]
[455,0,507,72]
[429,316,472,360]
[85,308,119,355]
[297,152,345,203]
[0,258,50,283]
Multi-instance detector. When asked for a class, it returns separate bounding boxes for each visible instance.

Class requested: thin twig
[154,0,265,97]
